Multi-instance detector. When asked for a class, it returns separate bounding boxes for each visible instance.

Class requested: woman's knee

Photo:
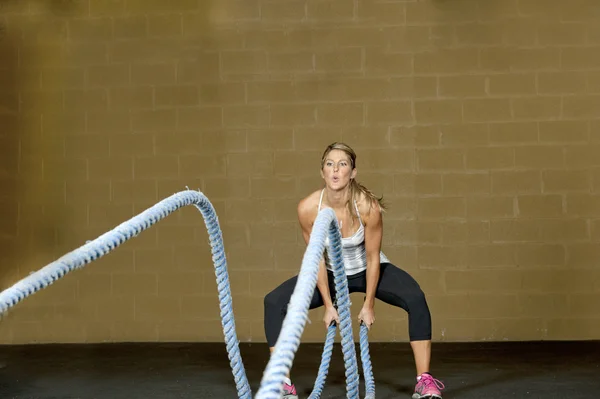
[263,289,280,311]
[404,288,429,313]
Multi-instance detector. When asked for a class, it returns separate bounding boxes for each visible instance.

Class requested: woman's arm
[297,198,334,310]
[362,198,383,315]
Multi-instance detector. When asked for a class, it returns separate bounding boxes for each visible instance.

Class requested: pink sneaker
[282,381,298,399]
[412,373,444,399]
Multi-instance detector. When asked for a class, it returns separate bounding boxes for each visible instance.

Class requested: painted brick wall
[0,0,599,344]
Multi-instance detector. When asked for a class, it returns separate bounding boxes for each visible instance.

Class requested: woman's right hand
[323,306,340,328]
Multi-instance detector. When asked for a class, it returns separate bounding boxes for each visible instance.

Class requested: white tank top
[318,189,390,275]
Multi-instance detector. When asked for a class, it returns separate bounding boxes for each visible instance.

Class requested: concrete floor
[0,340,598,398]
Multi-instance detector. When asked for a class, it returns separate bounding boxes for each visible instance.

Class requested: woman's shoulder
[354,190,382,220]
[297,189,322,220]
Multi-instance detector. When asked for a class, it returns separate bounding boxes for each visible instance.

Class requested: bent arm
[298,201,334,309]
[363,200,383,309]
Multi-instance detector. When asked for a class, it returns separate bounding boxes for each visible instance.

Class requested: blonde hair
[320,142,387,222]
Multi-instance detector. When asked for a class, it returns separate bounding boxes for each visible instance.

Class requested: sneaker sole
[412,394,442,399]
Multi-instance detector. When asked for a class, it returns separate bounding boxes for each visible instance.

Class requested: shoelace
[420,375,445,390]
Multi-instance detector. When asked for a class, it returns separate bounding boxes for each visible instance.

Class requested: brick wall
[0,0,599,344]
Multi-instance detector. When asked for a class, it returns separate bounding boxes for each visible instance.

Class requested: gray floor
[0,340,598,398]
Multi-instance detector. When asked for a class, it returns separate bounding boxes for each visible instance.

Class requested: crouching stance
[263,142,445,399]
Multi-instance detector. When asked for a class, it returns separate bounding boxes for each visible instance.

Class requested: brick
[366,101,413,125]
[178,107,223,130]
[261,0,306,21]
[467,244,516,267]
[439,75,486,97]
[341,127,388,149]
[418,197,465,219]
[537,22,587,45]
[515,146,564,168]
[517,195,564,217]
[227,152,273,176]
[418,245,466,269]
[177,56,220,83]
[480,48,560,71]
[467,147,514,170]
[317,103,363,126]
[154,85,199,107]
[88,157,133,181]
[223,105,270,127]
[130,63,176,85]
[352,149,414,172]
[467,196,515,219]
[65,134,109,159]
[417,148,464,171]
[315,48,362,72]
[134,156,179,179]
[491,220,540,242]
[41,67,85,89]
[271,104,316,126]
[538,71,587,94]
[198,83,245,105]
[109,87,153,109]
[539,121,589,143]
[66,181,111,203]
[463,99,511,122]
[488,74,537,95]
[567,243,600,268]
[565,194,600,217]
[268,51,314,73]
[245,130,291,151]
[131,109,177,131]
[542,170,590,192]
[365,48,413,76]
[565,145,600,168]
[491,171,542,194]
[394,173,442,196]
[513,97,562,120]
[489,122,538,144]
[87,64,130,86]
[563,95,600,118]
[63,89,108,111]
[109,134,154,156]
[588,71,600,92]
[516,243,566,267]
[221,51,267,75]
[561,47,600,70]
[148,14,182,36]
[414,49,479,74]
[446,270,521,292]
[357,1,406,25]
[180,154,226,178]
[538,219,590,242]
[443,173,490,195]
[390,125,439,147]
[440,124,489,147]
[415,100,462,123]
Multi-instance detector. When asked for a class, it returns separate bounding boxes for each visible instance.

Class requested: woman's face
[321,149,356,190]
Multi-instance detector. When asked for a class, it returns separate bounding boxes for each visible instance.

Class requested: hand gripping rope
[0,190,375,398]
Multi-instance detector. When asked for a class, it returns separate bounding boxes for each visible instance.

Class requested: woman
[263,142,444,399]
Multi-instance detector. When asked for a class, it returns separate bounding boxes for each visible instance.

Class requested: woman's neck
[324,187,351,210]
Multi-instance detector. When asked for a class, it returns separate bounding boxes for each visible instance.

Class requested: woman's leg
[264,275,327,348]
[371,263,433,375]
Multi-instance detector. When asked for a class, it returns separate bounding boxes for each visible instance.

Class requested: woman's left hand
[358,305,375,329]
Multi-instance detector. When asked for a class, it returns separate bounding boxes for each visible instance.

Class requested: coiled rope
[0,189,374,398]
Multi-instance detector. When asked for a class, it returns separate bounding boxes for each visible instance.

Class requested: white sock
[284,377,292,386]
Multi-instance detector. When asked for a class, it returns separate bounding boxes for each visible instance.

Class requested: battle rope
[0,189,375,398]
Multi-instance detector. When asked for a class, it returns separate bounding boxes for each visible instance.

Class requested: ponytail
[347,178,386,225]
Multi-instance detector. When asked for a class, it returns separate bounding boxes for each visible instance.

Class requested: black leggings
[263,262,432,347]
